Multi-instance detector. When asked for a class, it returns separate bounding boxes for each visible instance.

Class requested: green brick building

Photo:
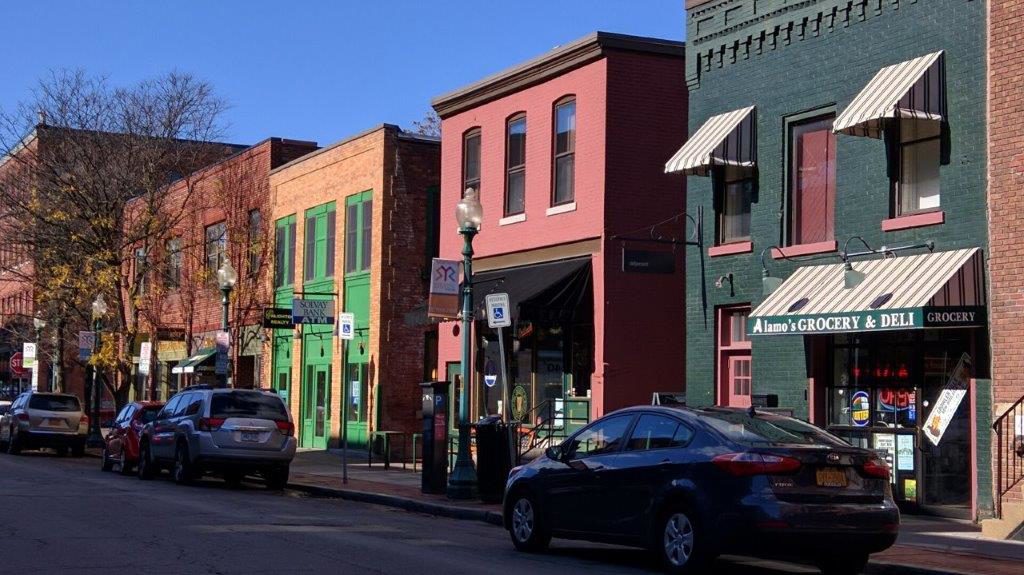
[671,0,990,519]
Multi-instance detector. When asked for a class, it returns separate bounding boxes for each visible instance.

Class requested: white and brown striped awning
[665,106,756,176]
[833,51,946,138]
[749,248,985,336]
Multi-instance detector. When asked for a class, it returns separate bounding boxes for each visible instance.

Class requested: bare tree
[0,70,233,409]
[411,110,441,137]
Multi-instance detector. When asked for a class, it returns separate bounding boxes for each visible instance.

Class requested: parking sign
[485,293,511,329]
[339,313,355,341]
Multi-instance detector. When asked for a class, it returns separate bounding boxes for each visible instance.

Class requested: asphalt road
[0,450,860,575]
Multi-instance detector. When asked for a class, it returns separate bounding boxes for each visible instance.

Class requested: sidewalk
[287,450,1024,575]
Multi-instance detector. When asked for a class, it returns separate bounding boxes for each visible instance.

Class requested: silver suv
[137,386,296,489]
[0,391,87,456]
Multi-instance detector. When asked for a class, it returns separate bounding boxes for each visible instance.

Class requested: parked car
[101,401,164,475]
[0,400,11,416]
[137,386,296,489]
[0,391,88,456]
[503,405,899,575]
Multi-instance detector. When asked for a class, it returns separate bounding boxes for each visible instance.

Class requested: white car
[0,391,88,456]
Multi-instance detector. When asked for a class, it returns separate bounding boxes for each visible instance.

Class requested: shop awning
[473,257,592,322]
[664,106,756,176]
[749,248,985,336]
[170,348,216,374]
[833,51,945,138]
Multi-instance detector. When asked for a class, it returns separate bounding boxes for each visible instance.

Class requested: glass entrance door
[301,364,330,449]
[344,361,368,449]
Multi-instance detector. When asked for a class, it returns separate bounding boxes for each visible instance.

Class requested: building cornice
[432,31,685,119]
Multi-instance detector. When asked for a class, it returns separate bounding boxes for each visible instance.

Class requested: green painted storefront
[342,191,373,450]
[679,0,990,518]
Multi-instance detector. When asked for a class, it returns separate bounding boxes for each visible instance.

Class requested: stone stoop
[981,497,1024,539]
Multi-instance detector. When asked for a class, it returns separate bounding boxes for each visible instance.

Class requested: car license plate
[816,467,848,488]
[241,431,259,443]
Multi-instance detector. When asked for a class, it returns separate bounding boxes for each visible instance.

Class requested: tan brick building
[267,124,439,451]
[987,0,1024,532]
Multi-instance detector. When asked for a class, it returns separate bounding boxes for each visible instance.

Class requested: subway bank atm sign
[748,306,986,336]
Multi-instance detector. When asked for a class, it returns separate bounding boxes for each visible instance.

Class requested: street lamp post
[33,313,46,392]
[87,294,108,448]
[448,187,483,500]
[216,259,237,388]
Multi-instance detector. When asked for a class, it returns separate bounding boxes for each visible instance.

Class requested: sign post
[338,312,355,484]
[485,293,512,422]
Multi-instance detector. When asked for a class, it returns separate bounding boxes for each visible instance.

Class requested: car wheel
[56,446,69,457]
[818,553,869,575]
[508,491,550,552]
[264,466,289,490]
[118,449,133,476]
[137,443,156,480]
[224,470,244,488]
[7,427,21,455]
[101,447,113,471]
[71,444,84,458]
[656,506,710,574]
[173,442,195,485]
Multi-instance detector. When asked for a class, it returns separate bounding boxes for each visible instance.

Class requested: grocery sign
[749,306,985,336]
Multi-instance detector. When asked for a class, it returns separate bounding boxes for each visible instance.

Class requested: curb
[287,481,504,526]
[866,562,962,575]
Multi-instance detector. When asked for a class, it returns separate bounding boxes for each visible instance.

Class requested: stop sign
[10,352,26,377]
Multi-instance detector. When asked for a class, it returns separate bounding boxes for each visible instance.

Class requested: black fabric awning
[473,257,592,323]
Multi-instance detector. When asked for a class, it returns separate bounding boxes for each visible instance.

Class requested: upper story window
[463,129,481,194]
[787,113,836,246]
[274,216,296,289]
[553,98,576,206]
[894,120,941,216]
[505,114,527,216]
[204,222,227,277]
[345,191,373,275]
[247,209,262,276]
[304,204,336,283]
[717,167,754,245]
[165,238,182,289]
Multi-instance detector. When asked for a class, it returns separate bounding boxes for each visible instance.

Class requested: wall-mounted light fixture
[760,247,783,296]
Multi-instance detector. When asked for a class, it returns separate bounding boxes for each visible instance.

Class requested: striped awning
[665,106,755,176]
[170,348,215,374]
[749,248,985,336]
[833,51,946,138]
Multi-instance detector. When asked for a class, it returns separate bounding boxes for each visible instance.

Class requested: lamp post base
[446,424,478,500]
[86,432,104,449]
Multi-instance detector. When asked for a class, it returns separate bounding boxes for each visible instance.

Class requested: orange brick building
[266,124,439,451]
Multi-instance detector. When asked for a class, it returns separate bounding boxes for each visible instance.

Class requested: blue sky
[0,1,684,146]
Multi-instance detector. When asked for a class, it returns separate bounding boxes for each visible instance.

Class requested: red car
[101,401,164,475]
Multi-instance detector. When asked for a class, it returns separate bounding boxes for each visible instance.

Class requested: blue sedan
[503,405,899,574]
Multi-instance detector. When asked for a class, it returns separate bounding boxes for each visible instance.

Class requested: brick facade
[267,125,439,447]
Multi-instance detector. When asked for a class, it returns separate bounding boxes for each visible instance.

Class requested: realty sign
[427,258,460,319]
[292,299,335,325]
[338,312,355,341]
[923,353,972,446]
[22,343,36,369]
[262,307,295,329]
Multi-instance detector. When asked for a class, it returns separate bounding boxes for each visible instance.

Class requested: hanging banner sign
[262,307,295,329]
[22,343,36,369]
[79,331,95,361]
[292,299,335,325]
[923,353,971,446]
[139,342,152,376]
[215,331,231,376]
[427,258,460,319]
[749,306,986,336]
[622,249,675,274]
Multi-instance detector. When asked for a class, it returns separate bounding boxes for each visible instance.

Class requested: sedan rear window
[211,392,288,421]
[700,410,847,447]
[28,395,81,412]
[139,407,161,424]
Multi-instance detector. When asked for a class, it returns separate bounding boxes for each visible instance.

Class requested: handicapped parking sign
[485,293,511,329]
[338,312,355,341]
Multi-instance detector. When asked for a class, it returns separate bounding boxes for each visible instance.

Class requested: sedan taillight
[198,417,225,432]
[275,421,295,437]
[862,457,890,480]
[16,413,29,422]
[712,452,802,476]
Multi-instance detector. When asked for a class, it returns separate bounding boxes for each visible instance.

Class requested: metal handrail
[992,393,1024,518]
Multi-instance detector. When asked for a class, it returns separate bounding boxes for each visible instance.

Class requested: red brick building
[267,125,440,450]
[129,137,317,400]
[432,32,687,428]
[986,0,1024,534]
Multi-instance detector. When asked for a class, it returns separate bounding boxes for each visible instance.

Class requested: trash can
[474,415,513,503]
[420,381,449,494]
